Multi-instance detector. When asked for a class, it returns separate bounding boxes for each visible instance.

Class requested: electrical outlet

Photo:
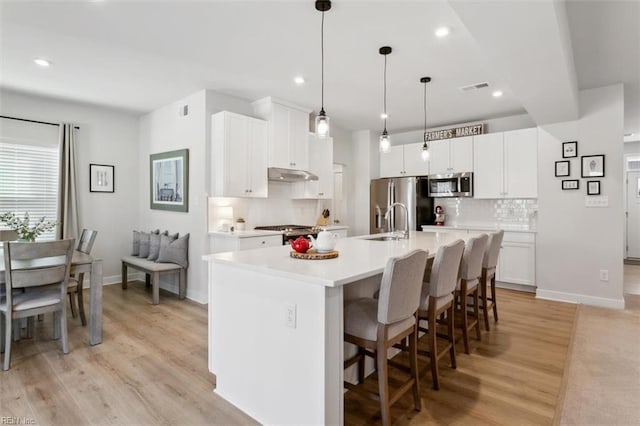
[599,269,609,282]
[285,304,297,328]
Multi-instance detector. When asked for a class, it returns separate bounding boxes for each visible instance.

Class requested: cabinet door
[238,235,283,250]
[450,136,474,173]
[403,142,430,176]
[290,109,309,170]
[496,242,535,286]
[504,128,537,198]
[473,133,504,198]
[379,145,404,178]
[225,113,250,197]
[428,139,451,175]
[269,103,291,168]
[247,118,268,198]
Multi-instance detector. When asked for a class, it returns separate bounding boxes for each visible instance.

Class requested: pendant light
[315,0,331,139]
[379,46,392,153]
[420,76,432,161]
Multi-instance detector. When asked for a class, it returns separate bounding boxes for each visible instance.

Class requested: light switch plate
[585,196,608,208]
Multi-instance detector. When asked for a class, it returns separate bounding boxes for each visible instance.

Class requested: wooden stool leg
[152,272,160,305]
[409,322,421,411]
[460,283,470,354]
[357,347,365,384]
[121,262,128,290]
[448,303,457,369]
[481,269,490,331]
[474,287,482,341]
[428,303,440,390]
[491,274,498,322]
[376,337,391,426]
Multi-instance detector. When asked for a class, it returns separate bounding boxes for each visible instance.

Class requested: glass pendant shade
[421,142,430,161]
[379,130,391,153]
[316,110,330,139]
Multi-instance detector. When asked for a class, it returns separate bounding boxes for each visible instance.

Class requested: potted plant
[235,217,246,231]
[0,212,57,242]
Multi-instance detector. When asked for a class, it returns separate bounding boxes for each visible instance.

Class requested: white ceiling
[0,0,638,135]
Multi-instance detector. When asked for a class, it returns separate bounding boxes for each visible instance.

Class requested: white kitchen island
[203,230,474,425]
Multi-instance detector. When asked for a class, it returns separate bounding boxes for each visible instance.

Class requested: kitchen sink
[365,236,403,241]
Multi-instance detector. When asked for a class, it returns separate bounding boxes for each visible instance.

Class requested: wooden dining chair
[480,230,504,331]
[344,249,428,426]
[67,229,97,326]
[1,238,75,370]
[417,239,465,390]
[455,234,488,354]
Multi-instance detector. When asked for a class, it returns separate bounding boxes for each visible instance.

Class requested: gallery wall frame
[150,149,189,212]
[89,164,114,193]
[581,154,605,178]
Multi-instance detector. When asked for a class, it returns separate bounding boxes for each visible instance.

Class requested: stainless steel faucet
[384,202,409,239]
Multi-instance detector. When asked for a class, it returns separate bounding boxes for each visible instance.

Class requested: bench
[121,256,187,305]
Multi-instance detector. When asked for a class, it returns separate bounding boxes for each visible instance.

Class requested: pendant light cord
[423,81,427,142]
[321,11,325,111]
[383,53,387,131]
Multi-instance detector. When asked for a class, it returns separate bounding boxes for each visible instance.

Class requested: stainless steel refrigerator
[370,176,435,234]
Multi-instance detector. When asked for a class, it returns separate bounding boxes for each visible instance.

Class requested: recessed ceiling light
[294,76,305,85]
[380,113,388,119]
[492,90,503,98]
[435,27,450,38]
[34,58,51,68]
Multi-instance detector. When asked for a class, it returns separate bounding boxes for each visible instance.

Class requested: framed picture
[562,141,578,158]
[587,180,601,195]
[555,160,570,177]
[89,164,114,193]
[581,154,605,178]
[150,149,189,212]
[562,179,579,190]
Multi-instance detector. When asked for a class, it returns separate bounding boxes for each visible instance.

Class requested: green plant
[0,212,57,242]
[236,218,245,223]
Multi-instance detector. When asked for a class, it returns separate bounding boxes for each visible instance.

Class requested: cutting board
[290,249,339,260]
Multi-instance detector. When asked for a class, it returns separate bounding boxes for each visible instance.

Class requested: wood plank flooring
[0,283,576,426]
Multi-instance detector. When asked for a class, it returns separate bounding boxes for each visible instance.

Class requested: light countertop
[421,223,536,233]
[208,230,283,238]
[203,230,474,287]
[320,225,349,231]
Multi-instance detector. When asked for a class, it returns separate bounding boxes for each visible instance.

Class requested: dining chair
[480,230,504,331]
[1,238,75,370]
[417,239,465,390]
[455,234,488,354]
[344,249,428,426]
[67,229,97,326]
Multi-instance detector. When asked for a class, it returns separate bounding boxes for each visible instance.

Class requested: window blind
[0,140,59,240]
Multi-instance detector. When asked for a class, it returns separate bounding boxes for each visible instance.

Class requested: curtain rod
[0,115,80,130]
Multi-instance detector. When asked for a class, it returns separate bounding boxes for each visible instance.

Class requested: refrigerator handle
[390,180,395,232]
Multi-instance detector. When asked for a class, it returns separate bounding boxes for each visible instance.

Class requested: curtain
[57,123,79,240]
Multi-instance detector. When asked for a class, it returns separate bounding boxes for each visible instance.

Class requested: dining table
[0,249,104,346]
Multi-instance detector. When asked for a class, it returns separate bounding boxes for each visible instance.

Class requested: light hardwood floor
[1,283,576,425]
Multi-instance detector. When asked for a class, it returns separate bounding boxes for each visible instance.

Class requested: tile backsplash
[435,198,538,227]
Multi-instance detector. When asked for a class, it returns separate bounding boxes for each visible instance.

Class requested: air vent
[459,82,490,92]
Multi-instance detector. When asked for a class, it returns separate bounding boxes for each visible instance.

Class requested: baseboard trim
[536,289,625,309]
[496,281,536,293]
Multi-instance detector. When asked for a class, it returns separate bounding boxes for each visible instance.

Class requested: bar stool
[455,234,488,354]
[417,239,465,390]
[480,230,504,331]
[344,249,428,426]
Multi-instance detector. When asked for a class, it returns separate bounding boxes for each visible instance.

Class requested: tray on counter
[290,249,339,260]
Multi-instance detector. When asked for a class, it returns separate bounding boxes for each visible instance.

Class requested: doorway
[624,155,640,298]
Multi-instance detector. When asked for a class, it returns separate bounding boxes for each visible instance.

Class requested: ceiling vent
[459,82,489,92]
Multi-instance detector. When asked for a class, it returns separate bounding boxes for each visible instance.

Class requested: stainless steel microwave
[427,172,473,197]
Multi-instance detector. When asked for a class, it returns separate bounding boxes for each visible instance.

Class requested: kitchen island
[203,230,474,425]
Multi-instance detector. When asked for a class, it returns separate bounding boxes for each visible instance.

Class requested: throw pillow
[138,232,151,258]
[157,233,189,268]
[132,230,140,256]
[147,230,171,261]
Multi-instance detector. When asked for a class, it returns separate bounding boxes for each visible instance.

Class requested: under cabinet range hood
[267,167,319,182]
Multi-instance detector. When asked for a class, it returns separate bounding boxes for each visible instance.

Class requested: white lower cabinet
[496,232,536,287]
[210,234,282,253]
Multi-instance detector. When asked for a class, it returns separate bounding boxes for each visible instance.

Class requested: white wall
[0,88,140,284]
[625,141,640,155]
[536,84,625,308]
[351,130,379,236]
[139,89,209,303]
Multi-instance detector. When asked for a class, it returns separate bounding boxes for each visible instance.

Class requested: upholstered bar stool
[480,230,504,331]
[455,234,488,354]
[344,249,428,426]
[417,239,465,390]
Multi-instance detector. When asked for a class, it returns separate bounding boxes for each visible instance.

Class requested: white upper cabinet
[292,135,333,199]
[473,127,538,199]
[210,111,268,198]
[428,136,473,175]
[252,97,310,171]
[379,143,429,178]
